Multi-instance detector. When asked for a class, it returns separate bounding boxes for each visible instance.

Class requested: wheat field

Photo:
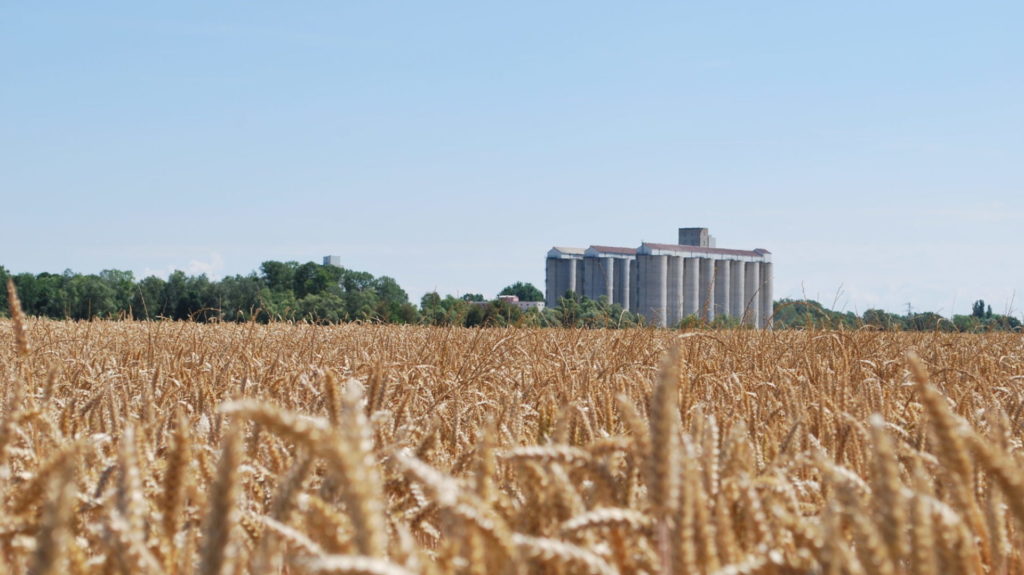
[2,308,1024,573]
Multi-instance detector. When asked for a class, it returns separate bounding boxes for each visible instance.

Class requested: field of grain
[2,312,1024,574]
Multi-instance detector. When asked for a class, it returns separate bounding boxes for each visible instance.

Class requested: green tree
[132,276,167,319]
[99,269,135,315]
[709,313,741,329]
[218,274,264,321]
[293,261,344,299]
[556,291,582,327]
[498,282,544,302]
[441,295,472,325]
[373,276,417,323]
[905,311,954,332]
[986,312,1021,331]
[259,287,299,321]
[772,299,840,329]
[419,292,476,326]
[862,309,901,330]
[11,273,41,315]
[298,292,346,324]
[157,271,218,320]
[183,274,219,321]
[419,291,444,325]
[333,269,376,320]
[16,272,70,318]
[0,260,420,326]
[260,261,299,293]
[461,299,520,327]
[952,314,983,333]
[66,274,118,319]
[0,265,9,315]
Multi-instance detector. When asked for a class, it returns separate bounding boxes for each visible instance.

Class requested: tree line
[2,262,1018,331]
[0,261,418,324]
[0,261,649,328]
[771,298,1021,332]
[421,287,645,328]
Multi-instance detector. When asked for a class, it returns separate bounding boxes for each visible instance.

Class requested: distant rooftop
[639,243,771,260]
[547,246,586,258]
[586,245,637,256]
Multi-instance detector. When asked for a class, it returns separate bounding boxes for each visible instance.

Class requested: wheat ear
[7,278,30,357]
[198,425,242,575]
[28,460,75,575]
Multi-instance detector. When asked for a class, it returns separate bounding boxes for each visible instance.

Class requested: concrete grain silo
[544,227,773,328]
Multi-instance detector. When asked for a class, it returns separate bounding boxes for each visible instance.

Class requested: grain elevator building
[545,228,773,328]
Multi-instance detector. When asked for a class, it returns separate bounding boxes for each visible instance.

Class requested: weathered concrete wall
[666,256,683,327]
[615,258,631,310]
[545,258,579,308]
[729,260,745,321]
[545,258,559,308]
[683,257,699,318]
[759,262,773,329]
[699,258,715,321]
[604,259,615,304]
[714,260,730,319]
[744,261,761,327]
[638,255,668,326]
[583,258,604,302]
[678,228,709,247]
[630,259,639,314]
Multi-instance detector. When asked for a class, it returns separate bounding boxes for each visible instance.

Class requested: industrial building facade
[545,228,773,328]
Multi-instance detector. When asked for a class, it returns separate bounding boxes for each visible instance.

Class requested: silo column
[639,255,668,326]
[683,257,699,318]
[699,258,715,321]
[604,258,615,304]
[666,256,683,326]
[545,258,559,308]
[729,261,745,320]
[567,259,578,298]
[759,262,773,329]
[583,258,598,300]
[615,258,631,310]
[630,260,639,314]
[714,259,730,319]
[744,262,761,327]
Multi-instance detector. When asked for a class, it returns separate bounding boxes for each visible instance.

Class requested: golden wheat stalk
[197,425,242,575]
[27,460,75,575]
[513,533,619,575]
[299,555,417,575]
[6,278,30,357]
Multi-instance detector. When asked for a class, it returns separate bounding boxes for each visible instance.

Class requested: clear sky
[3,2,1022,317]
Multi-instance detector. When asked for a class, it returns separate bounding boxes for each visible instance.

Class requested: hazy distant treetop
[499,281,543,302]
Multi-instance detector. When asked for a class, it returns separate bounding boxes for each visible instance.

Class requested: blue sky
[2,2,1022,317]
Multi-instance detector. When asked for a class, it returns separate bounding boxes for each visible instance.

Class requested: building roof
[586,245,637,256]
[639,243,771,260]
[552,242,770,261]
[547,246,586,258]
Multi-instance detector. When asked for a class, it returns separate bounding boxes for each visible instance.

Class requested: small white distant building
[323,255,342,267]
[497,294,545,312]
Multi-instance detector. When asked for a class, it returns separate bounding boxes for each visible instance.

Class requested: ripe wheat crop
[2,311,1024,573]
